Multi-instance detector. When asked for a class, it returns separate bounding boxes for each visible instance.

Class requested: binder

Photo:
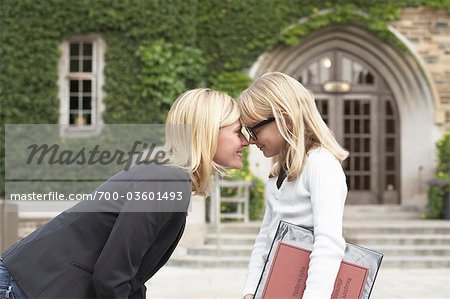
[255,220,383,299]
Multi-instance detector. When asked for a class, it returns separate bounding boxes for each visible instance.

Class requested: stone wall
[392,7,450,131]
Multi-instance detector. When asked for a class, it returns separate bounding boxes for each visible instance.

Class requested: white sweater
[243,147,348,299]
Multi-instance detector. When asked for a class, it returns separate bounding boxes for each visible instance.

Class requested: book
[254,221,383,299]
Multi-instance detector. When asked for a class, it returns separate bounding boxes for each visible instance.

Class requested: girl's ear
[281,112,293,131]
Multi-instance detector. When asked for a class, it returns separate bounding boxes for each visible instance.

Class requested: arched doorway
[295,50,399,204]
[248,25,440,206]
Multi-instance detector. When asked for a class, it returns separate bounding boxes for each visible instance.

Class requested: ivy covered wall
[2,0,448,123]
[1,0,449,199]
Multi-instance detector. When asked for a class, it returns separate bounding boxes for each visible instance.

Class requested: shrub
[425,132,450,219]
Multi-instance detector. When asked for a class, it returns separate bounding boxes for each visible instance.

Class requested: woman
[0,88,249,298]
[238,72,349,299]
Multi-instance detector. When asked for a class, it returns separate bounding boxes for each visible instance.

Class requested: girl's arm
[303,149,347,299]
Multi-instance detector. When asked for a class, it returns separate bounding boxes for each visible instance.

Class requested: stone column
[0,201,19,252]
[179,195,206,246]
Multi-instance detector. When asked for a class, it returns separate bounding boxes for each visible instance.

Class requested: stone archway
[248,25,441,207]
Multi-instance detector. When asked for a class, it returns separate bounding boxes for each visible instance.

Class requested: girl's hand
[244,295,254,299]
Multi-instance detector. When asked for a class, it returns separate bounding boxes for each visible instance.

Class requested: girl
[0,88,249,298]
[238,72,349,299]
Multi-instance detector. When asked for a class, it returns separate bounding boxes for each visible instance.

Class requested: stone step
[344,226,450,235]
[176,205,448,269]
[188,245,252,257]
[167,255,450,269]
[347,234,450,246]
[167,255,249,268]
[205,233,450,246]
[205,234,257,246]
[187,244,450,257]
[343,205,421,213]
[208,221,450,235]
[378,245,450,256]
[344,212,421,220]
[381,256,450,268]
[343,205,422,220]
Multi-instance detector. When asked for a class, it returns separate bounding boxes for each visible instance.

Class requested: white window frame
[58,34,106,137]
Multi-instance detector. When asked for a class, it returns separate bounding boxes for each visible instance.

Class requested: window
[58,35,106,136]
[297,56,332,85]
[342,57,374,85]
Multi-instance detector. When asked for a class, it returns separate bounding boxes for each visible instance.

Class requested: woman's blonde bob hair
[164,88,240,196]
[238,72,348,180]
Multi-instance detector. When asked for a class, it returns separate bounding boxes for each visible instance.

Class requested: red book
[262,242,369,299]
[254,221,383,299]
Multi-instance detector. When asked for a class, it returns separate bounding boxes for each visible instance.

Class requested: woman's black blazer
[2,163,192,298]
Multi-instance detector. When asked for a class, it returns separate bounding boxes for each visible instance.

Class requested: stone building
[247,7,450,209]
[3,5,450,253]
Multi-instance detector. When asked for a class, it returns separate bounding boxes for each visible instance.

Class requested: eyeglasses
[244,117,275,141]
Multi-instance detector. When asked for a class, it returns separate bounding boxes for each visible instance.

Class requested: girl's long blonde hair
[164,88,240,196]
[238,72,348,180]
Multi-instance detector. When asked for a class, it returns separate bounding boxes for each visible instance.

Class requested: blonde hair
[164,88,240,196]
[238,72,348,180]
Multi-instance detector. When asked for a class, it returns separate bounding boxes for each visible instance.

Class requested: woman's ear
[281,112,293,131]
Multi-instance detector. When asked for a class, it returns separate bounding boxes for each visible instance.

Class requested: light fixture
[322,58,332,68]
[323,81,351,93]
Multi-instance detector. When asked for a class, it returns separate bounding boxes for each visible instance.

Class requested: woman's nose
[241,136,250,146]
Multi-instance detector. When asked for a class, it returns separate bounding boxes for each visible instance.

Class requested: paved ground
[146,266,450,299]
